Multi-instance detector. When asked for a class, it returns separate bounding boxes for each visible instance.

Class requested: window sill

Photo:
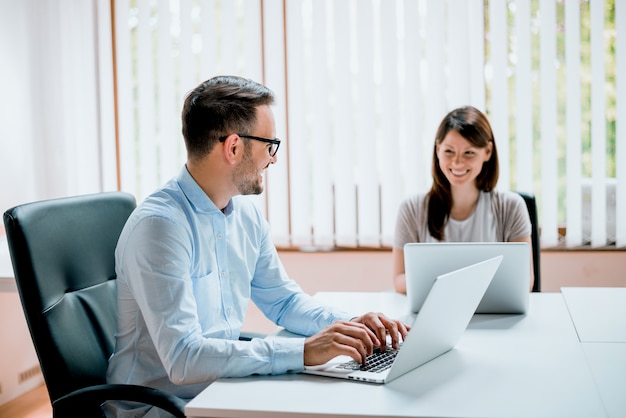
[542,245,625,252]
[277,244,626,253]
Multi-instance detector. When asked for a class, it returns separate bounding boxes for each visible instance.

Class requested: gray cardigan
[393,190,531,248]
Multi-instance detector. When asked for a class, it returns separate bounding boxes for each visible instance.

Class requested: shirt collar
[176,165,233,215]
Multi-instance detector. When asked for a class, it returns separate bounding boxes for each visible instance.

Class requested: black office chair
[3,192,186,418]
[515,191,541,292]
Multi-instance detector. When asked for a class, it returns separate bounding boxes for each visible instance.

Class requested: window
[0,0,117,224]
[110,0,624,249]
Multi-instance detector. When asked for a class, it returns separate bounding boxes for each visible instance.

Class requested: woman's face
[436,129,492,189]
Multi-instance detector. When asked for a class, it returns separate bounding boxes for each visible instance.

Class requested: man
[106,75,408,417]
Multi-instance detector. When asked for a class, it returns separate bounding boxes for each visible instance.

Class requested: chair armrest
[53,384,186,418]
[239,331,268,341]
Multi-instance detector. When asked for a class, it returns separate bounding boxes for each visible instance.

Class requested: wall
[0,292,43,405]
[276,249,626,294]
[0,234,43,405]
[541,250,626,290]
[0,240,44,406]
[242,249,626,333]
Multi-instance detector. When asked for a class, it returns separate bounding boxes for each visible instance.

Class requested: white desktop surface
[561,286,626,342]
[560,287,626,417]
[186,292,609,418]
[582,343,626,418]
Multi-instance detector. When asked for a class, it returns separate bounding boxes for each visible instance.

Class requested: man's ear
[222,134,244,164]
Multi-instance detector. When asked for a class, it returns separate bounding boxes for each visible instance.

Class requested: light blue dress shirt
[106,166,351,408]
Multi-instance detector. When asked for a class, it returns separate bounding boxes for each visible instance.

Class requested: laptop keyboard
[335,345,400,373]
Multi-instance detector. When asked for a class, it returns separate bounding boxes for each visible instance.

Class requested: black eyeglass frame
[219,133,281,157]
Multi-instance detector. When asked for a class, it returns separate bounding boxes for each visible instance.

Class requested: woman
[392,106,533,293]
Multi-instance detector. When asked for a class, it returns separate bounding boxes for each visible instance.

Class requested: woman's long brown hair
[427,106,499,240]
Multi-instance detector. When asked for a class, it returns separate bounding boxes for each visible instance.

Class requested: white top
[441,191,496,242]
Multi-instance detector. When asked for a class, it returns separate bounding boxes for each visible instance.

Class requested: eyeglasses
[219,134,281,157]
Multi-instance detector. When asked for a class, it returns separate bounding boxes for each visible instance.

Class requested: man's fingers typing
[303,314,411,367]
[351,312,411,350]
[303,322,380,366]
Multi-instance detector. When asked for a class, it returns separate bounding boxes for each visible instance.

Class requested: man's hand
[350,312,410,351]
[303,320,379,366]
[303,314,410,366]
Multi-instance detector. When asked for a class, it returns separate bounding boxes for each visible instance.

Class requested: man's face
[232,105,277,195]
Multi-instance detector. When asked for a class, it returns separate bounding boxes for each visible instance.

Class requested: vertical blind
[1,0,123,221]
[112,0,624,249]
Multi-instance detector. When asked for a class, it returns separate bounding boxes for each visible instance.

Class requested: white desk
[561,287,626,417]
[561,287,626,342]
[186,292,614,418]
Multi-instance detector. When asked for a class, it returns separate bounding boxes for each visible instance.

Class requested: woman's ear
[485,141,493,161]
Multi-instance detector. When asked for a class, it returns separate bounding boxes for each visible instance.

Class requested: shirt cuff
[270,337,306,374]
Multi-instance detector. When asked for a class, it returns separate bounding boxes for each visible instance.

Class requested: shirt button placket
[213,213,233,335]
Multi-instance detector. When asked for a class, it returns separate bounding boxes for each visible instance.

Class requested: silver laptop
[302,255,503,384]
[404,242,530,314]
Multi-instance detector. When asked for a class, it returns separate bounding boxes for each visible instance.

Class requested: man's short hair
[181,75,275,159]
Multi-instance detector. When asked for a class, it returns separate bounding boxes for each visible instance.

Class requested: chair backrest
[515,191,541,292]
[3,192,136,404]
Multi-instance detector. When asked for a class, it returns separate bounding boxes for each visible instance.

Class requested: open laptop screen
[404,242,530,314]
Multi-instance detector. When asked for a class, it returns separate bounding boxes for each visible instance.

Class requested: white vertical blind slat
[424,0,446,146]
[263,0,291,247]
[1,2,36,209]
[514,0,533,193]
[96,0,117,191]
[467,0,486,109]
[219,0,239,74]
[590,0,607,247]
[400,0,427,198]
[565,0,583,246]
[310,0,334,247]
[355,1,380,246]
[489,0,510,190]
[157,0,181,185]
[27,1,54,199]
[331,0,358,247]
[447,0,471,108]
[380,0,401,246]
[178,1,195,104]
[65,0,101,194]
[136,3,159,198]
[115,0,137,195]
[616,0,626,247]
[78,0,102,192]
[241,0,266,214]
[200,0,217,78]
[59,3,77,193]
[286,0,311,247]
[57,3,71,193]
[539,0,559,247]
[242,1,263,82]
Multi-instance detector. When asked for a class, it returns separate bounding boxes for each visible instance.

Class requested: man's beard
[233,145,263,195]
